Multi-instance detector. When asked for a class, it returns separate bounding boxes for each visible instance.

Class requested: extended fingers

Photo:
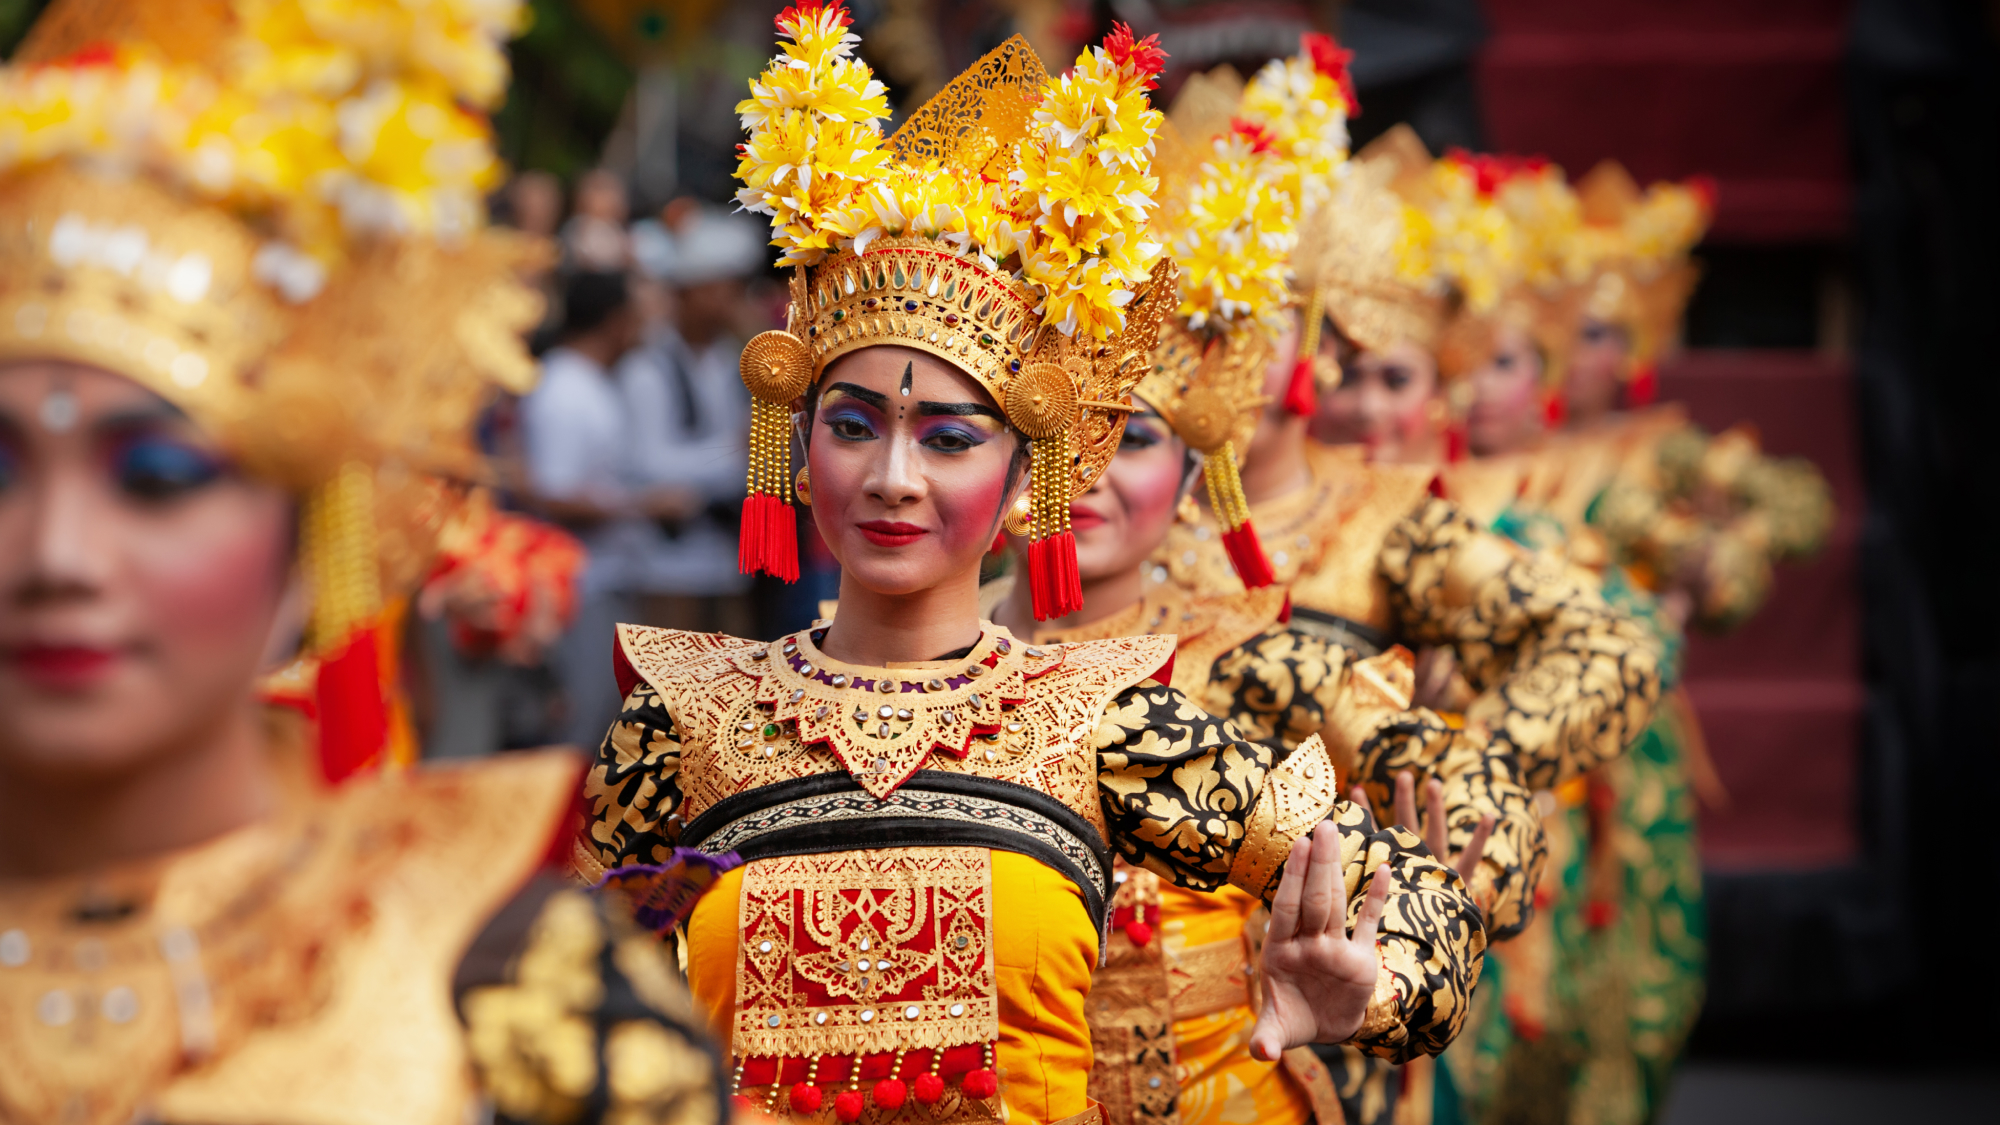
[1423,778,1447,859]
[1295,821,1343,936]
[1267,833,1314,943]
[1351,862,1391,950]
[1393,770,1418,834]
[1457,813,1495,880]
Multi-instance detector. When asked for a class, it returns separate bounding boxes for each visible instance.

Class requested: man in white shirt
[617,206,761,635]
[520,271,696,746]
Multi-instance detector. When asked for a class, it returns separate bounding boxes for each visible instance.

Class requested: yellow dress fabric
[1158,883,1316,1125]
[688,853,1101,1125]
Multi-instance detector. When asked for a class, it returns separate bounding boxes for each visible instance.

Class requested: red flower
[1229,118,1276,155]
[1103,21,1167,88]
[1301,32,1358,112]
[60,42,117,68]
[1686,174,1719,214]
[775,1,852,35]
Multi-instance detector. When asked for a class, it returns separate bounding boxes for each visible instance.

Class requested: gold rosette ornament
[0,0,545,781]
[732,6,1177,620]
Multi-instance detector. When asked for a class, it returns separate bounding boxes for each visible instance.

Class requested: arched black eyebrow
[824,381,888,409]
[917,402,1006,420]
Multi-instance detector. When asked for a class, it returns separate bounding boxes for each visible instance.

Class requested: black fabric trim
[680,770,1113,932]
[1288,607,1391,657]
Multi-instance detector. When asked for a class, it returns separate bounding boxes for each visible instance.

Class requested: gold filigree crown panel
[1141,318,1269,455]
[885,35,1046,181]
[0,168,287,450]
[799,239,1042,398]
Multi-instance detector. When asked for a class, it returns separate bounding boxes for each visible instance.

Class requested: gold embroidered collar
[738,626,1067,799]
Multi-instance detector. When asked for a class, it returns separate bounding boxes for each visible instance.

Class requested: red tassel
[789,1084,824,1114]
[1542,391,1567,429]
[1282,356,1318,416]
[1445,423,1468,463]
[834,1089,866,1122]
[1028,532,1082,620]
[913,1073,945,1105]
[1627,363,1658,408]
[963,1068,1000,1099]
[1278,593,1292,624]
[1221,524,1275,588]
[315,627,387,784]
[873,1079,908,1110]
[1427,473,1447,499]
[738,494,800,582]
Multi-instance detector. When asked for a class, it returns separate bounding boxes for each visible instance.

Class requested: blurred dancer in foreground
[0,3,725,1123]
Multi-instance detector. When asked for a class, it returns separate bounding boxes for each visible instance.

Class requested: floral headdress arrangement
[1293,122,1451,364]
[1572,160,1714,400]
[1238,32,1357,416]
[0,0,545,780]
[1140,108,1299,588]
[732,5,1177,619]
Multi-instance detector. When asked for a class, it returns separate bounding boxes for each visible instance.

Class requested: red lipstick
[857,520,928,548]
[1067,504,1108,532]
[8,644,119,690]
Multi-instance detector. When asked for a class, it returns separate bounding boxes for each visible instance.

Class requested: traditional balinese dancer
[576,14,1487,1125]
[0,3,725,1123]
[973,58,1540,1125]
[1155,113,1665,1124]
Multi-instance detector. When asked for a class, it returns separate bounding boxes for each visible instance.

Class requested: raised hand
[1392,769,1494,880]
[1249,821,1390,1061]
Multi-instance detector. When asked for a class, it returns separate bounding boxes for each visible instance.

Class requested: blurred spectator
[619,204,761,634]
[563,168,633,272]
[520,271,698,746]
[505,169,565,239]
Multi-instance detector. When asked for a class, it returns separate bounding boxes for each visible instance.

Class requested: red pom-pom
[1282,356,1318,417]
[962,1068,1000,1099]
[790,1083,824,1114]
[834,1089,866,1122]
[1123,920,1154,947]
[913,1073,946,1105]
[873,1079,908,1110]
[1626,363,1658,408]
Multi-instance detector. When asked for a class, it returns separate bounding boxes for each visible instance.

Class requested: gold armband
[1227,734,1342,900]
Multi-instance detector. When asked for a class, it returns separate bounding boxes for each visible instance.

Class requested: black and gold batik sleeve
[1094,680,1486,1062]
[1203,625,1544,941]
[576,684,687,879]
[1382,497,1664,791]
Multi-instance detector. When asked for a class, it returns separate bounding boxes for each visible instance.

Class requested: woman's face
[1314,338,1443,462]
[1565,317,1629,423]
[1465,322,1547,456]
[807,346,1025,597]
[0,361,294,782]
[1067,402,1187,581]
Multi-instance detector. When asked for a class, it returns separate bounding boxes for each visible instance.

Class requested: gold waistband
[1166,935,1251,1020]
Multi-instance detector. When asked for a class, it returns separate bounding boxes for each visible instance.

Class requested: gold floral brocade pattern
[733,849,997,1060]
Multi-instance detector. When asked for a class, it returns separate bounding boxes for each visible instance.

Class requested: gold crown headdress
[1236,32,1357,417]
[1292,124,1452,381]
[732,8,1176,620]
[0,0,544,779]
[1422,151,1583,396]
[1136,77,1300,587]
[1572,160,1712,394]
